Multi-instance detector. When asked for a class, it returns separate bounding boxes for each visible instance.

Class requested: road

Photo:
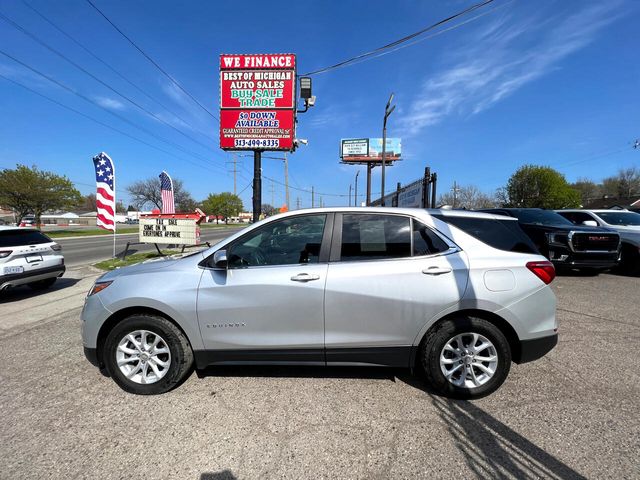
[0,269,638,479]
[56,226,242,266]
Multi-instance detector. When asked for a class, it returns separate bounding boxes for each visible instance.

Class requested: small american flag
[92,152,115,231]
[159,171,175,214]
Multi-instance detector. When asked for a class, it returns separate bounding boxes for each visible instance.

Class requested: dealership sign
[138,212,205,246]
[340,138,402,163]
[220,54,296,151]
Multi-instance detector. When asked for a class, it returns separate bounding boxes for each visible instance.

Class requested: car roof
[268,207,517,221]
[0,225,37,231]
[558,209,634,213]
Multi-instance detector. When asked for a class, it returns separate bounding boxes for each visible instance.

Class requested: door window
[340,214,411,261]
[228,215,326,268]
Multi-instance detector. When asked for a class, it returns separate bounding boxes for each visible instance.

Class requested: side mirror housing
[211,249,228,269]
[582,220,598,227]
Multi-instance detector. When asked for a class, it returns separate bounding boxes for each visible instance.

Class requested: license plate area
[26,255,43,263]
[3,266,24,274]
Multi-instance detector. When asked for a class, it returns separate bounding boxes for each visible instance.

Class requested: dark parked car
[478,208,620,272]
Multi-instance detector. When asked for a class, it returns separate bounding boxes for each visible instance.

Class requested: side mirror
[212,249,228,269]
[582,220,598,227]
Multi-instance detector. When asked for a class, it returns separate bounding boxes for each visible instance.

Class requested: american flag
[92,152,115,231]
[159,171,175,214]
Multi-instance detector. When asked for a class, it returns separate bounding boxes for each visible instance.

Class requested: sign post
[219,54,298,221]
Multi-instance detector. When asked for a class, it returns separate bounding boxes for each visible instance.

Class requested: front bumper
[0,265,65,289]
[550,250,619,269]
[84,346,100,368]
[514,334,558,363]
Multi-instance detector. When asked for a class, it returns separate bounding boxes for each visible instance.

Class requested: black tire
[28,277,57,290]
[421,316,511,399]
[103,314,194,395]
[618,244,640,276]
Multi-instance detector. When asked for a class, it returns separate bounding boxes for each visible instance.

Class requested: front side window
[341,214,411,261]
[228,215,326,268]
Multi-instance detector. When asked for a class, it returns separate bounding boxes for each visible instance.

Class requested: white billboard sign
[139,218,201,245]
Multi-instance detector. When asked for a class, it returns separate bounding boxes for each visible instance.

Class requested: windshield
[597,211,640,226]
[511,210,574,226]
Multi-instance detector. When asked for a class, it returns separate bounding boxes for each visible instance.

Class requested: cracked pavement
[0,266,638,479]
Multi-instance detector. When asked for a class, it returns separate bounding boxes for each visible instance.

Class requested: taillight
[51,243,62,252]
[0,250,12,258]
[526,261,556,284]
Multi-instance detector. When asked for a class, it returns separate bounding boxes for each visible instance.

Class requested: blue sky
[0,0,638,209]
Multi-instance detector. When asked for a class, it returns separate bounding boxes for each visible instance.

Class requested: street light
[381,93,395,207]
[354,170,360,207]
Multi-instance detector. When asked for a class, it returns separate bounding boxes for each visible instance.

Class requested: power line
[0,9,216,154]
[0,73,229,179]
[0,49,225,173]
[21,0,212,143]
[84,0,218,120]
[302,0,495,76]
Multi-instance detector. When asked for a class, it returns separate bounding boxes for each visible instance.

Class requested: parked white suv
[0,226,65,291]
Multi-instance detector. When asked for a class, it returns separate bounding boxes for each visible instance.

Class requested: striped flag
[159,171,175,214]
[92,152,116,231]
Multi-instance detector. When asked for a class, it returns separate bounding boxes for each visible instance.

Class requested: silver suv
[0,226,65,292]
[82,208,558,399]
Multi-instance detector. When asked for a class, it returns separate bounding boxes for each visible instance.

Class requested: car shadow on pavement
[0,276,81,303]
[430,396,587,480]
[200,470,237,480]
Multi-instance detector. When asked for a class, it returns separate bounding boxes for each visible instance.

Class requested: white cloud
[399,2,623,136]
[94,96,126,110]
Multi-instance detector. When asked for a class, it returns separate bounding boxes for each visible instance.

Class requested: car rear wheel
[103,314,194,395]
[421,316,511,399]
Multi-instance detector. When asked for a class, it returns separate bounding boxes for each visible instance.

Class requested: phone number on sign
[233,139,280,148]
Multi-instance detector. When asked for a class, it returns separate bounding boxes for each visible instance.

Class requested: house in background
[584,195,640,211]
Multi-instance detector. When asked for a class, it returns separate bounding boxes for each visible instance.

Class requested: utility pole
[451,181,461,209]
[252,151,261,223]
[381,93,396,207]
[284,153,290,210]
[354,170,360,207]
[270,180,275,207]
[311,186,315,208]
[431,172,438,208]
[349,184,352,206]
[319,196,323,208]
[233,153,237,195]
[366,164,372,206]
[296,197,301,210]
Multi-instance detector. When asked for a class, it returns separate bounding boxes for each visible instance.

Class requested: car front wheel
[421,316,511,399]
[103,314,194,395]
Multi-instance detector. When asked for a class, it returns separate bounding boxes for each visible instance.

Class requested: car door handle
[291,273,321,282]
[422,266,452,275]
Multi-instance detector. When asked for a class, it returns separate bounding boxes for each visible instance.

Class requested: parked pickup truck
[478,208,621,272]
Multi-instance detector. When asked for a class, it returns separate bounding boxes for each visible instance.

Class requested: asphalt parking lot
[0,267,638,479]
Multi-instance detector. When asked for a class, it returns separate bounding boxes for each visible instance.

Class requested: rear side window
[341,214,411,261]
[432,215,538,254]
[0,229,52,247]
[413,220,450,256]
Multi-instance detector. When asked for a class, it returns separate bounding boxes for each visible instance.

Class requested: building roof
[584,196,640,209]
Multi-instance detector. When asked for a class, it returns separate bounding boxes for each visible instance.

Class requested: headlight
[88,281,112,296]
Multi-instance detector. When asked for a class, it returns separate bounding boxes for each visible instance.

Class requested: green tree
[202,192,243,224]
[504,165,580,209]
[0,164,82,227]
[601,167,640,199]
[261,204,277,217]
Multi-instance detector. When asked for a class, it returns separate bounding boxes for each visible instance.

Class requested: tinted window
[341,214,410,261]
[509,209,573,225]
[432,215,538,254]
[558,211,594,224]
[597,211,640,226]
[0,229,52,247]
[413,220,449,256]
[228,215,326,267]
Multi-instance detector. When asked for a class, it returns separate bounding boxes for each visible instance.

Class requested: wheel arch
[410,309,521,370]
[96,306,193,369]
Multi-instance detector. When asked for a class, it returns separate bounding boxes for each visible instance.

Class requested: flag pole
[112,159,116,258]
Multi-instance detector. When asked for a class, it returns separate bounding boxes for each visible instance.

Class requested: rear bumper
[514,334,558,363]
[0,264,65,289]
